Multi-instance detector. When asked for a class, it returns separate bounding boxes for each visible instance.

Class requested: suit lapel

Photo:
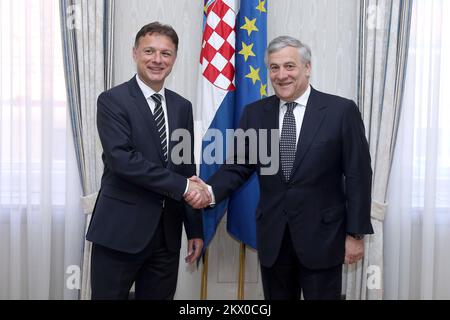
[290,87,327,177]
[261,96,280,131]
[128,77,165,164]
[261,96,284,183]
[165,90,179,167]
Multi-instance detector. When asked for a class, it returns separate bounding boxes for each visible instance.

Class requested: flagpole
[200,248,209,300]
[237,243,246,299]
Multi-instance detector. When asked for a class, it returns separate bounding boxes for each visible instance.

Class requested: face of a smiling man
[133,32,177,92]
[268,46,311,102]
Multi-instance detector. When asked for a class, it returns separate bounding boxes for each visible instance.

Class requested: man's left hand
[344,235,364,264]
[185,238,203,264]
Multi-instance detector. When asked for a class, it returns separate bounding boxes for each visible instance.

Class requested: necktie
[151,93,168,163]
[280,102,297,181]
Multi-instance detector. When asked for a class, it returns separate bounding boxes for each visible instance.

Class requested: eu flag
[227,0,267,248]
[198,0,267,249]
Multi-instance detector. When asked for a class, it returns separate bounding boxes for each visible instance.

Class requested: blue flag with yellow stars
[199,0,267,249]
[227,0,267,248]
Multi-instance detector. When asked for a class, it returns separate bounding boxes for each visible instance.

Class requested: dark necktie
[151,93,168,163]
[280,102,297,181]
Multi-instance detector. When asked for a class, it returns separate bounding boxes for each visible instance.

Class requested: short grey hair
[264,36,312,66]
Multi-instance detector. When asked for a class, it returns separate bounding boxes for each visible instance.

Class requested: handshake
[184,176,213,209]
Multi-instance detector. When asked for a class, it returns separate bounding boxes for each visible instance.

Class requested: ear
[132,46,137,62]
[305,62,312,77]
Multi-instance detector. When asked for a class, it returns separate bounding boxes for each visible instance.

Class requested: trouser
[90,217,179,300]
[260,226,342,300]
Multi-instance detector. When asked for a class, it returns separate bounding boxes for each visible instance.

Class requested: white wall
[113,0,359,299]
[113,1,203,109]
[268,0,359,100]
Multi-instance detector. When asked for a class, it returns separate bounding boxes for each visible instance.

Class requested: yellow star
[255,0,267,14]
[245,65,261,85]
[260,83,268,98]
[204,1,211,14]
[240,17,258,37]
[239,42,256,61]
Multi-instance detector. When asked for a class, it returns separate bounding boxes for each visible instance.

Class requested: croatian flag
[198,0,267,249]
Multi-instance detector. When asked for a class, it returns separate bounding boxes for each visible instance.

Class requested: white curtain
[59,0,115,300]
[345,0,412,300]
[384,0,450,299]
[0,0,84,299]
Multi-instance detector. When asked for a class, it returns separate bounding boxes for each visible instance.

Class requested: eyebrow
[270,61,297,66]
[142,46,173,52]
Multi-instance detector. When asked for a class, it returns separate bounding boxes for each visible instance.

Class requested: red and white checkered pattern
[200,0,236,91]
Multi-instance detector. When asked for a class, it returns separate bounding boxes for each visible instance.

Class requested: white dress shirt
[278,85,311,146]
[209,85,312,206]
[135,74,170,152]
[136,74,190,195]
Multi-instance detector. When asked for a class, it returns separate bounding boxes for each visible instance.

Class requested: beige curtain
[385,0,450,299]
[60,0,115,299]
[344,0,412,300]
[0,0,84,299]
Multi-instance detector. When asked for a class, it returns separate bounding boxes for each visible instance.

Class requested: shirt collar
[135,74,165,101]
[279,84,311,108]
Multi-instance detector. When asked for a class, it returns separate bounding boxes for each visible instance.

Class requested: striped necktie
[280,102,297,181]
[151,93,168,163]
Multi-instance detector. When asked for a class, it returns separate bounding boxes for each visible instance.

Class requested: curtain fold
[0,0,84,299]
[59,0,114,300]
[344,0,413,300]
[385,0,450,299]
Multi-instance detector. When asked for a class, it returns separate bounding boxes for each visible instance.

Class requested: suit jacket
[208,87,373,269]
[86,76,202,254]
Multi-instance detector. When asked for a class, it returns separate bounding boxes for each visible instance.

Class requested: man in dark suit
[185,36,373,300]
[86,22,209,300]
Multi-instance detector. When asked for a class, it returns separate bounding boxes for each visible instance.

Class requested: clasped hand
[184,176,212,209]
